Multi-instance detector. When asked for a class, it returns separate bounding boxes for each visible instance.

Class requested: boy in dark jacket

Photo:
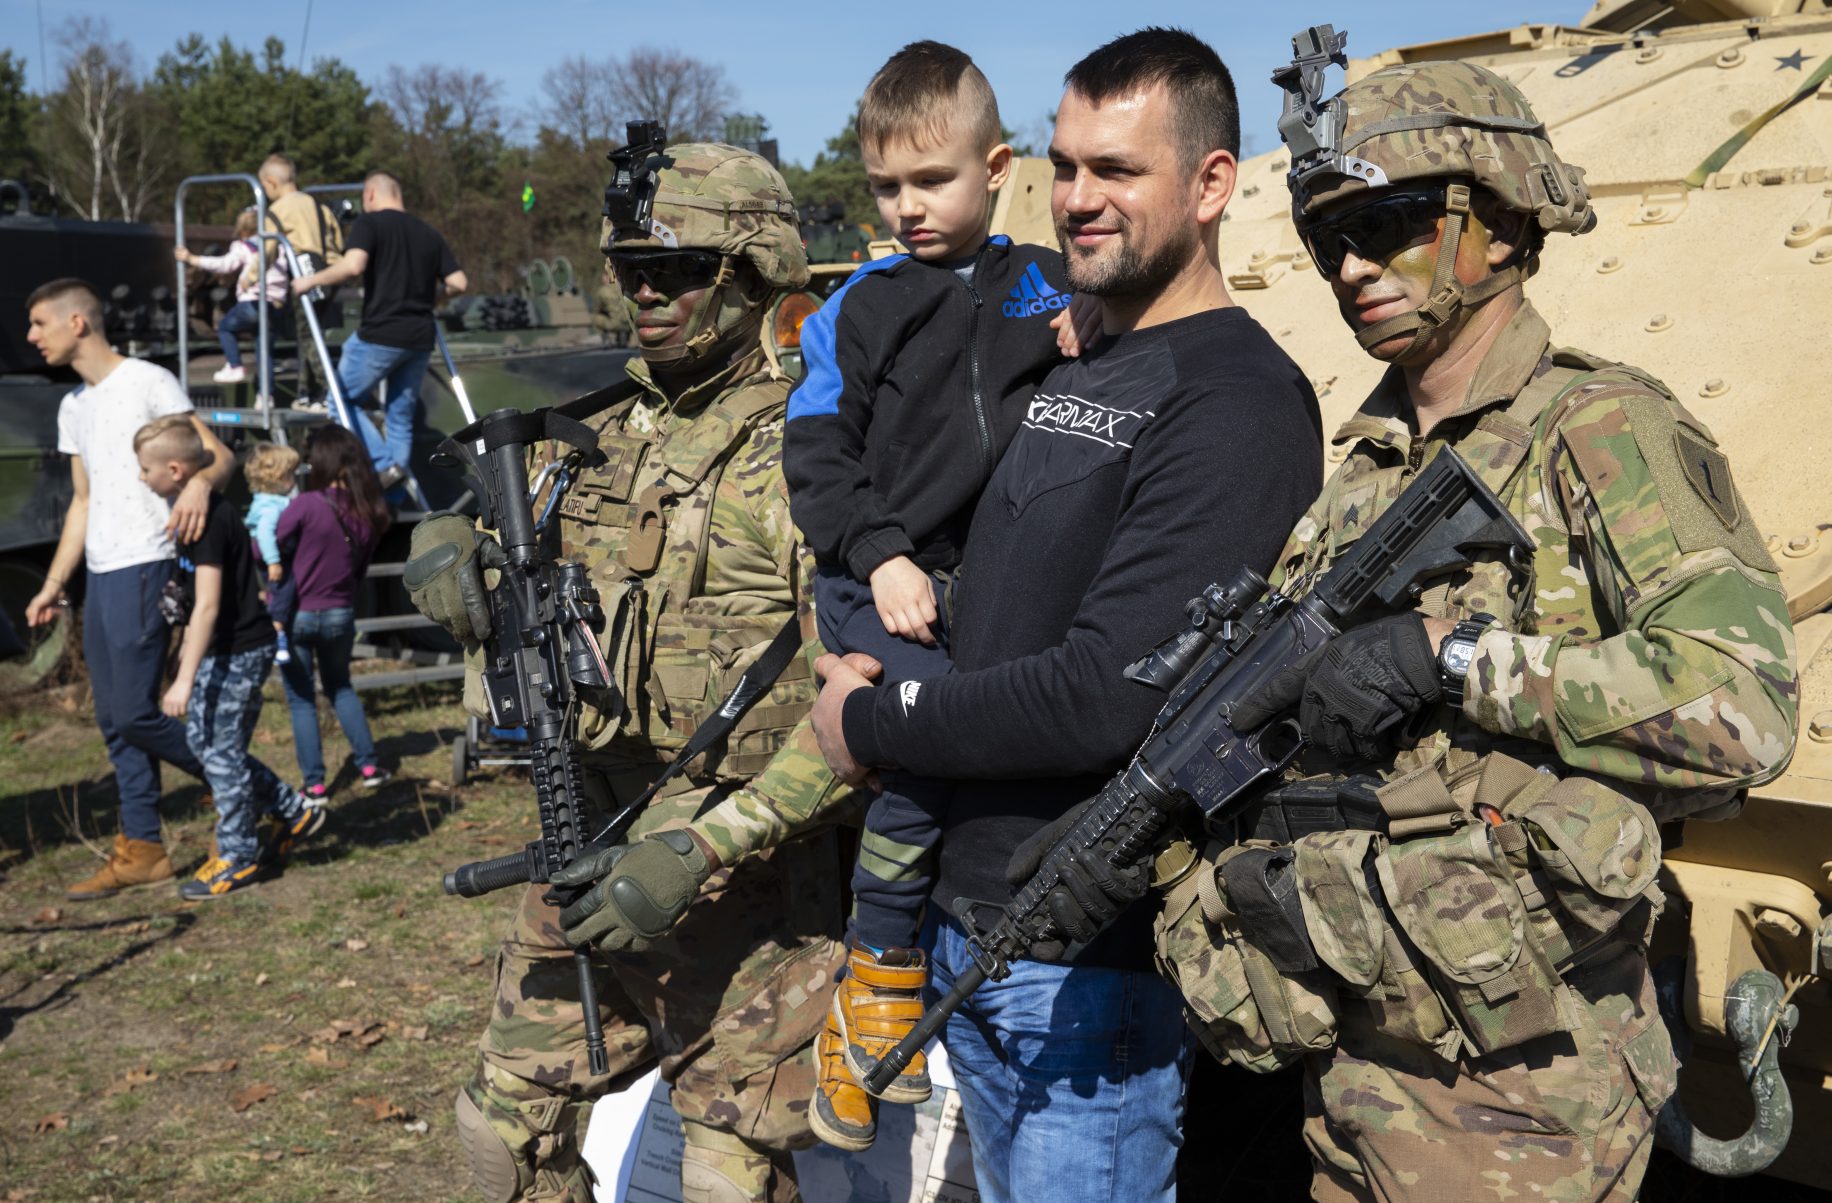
[784,41,1072,1151]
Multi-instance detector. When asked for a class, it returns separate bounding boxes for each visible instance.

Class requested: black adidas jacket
[785,237,1070,581]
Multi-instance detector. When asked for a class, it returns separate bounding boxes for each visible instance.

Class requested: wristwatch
[1438,613,1497,705]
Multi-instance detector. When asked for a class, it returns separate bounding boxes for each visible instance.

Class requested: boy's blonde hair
[244,441,300,494]
[133,414,213,470]
[857,41,1001,157]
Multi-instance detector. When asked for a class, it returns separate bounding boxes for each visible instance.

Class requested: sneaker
[258,799,328,865]
[290,397,328,413]
[274,632,291,665]
[833,945,932,1103]
[179,856,266,899]
[360,765,391,790]
[212,365,247,384]
[302,783,329,801]
[376,464,408,490]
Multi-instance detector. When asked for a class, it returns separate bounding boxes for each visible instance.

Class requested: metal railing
[174,173,274,419]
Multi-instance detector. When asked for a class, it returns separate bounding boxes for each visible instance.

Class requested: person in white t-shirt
[23,277,236,900]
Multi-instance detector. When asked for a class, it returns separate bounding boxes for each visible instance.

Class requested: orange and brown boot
[834,945,932,1104]
[65,833,175,900]
[810,1006,877,1152]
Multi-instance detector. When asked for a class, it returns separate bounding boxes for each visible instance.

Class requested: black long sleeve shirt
[841,305,1324,968]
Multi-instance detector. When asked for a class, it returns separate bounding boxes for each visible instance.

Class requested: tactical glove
[1004,799,1150,962]
[403,512,494,646]
[551,830,713,953]
[1232,612,1442,764]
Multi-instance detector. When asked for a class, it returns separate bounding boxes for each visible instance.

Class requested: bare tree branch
[537,55,619,148]
[609,48,735,144]
[41,17,170,220]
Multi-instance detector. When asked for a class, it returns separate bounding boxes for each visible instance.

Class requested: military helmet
[601,141,809,290]
[1280,41,1592,237]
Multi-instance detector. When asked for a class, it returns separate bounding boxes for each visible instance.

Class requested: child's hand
[162,678,192,720]
[869,556,939,646]
[1050,293,1103,358]
[267,563,284,583]
[173,247,193,265]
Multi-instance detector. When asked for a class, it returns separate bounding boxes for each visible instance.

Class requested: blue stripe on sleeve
[787,254,906,421]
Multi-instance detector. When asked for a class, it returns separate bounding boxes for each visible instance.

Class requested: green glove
[403,512,494,645]
[551,830,713,952]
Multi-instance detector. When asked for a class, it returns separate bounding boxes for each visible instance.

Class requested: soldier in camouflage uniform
[1142,48,1800,1202]
[406,142,853,1203]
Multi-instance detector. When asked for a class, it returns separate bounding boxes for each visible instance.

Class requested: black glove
[1232,612,1442,764]
[1004,799,1150,962]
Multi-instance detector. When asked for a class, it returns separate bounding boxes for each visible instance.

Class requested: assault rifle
[865,449,1534,1094]
[435,405,810,1075]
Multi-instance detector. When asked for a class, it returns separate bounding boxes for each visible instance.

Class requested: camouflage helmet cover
[601,142,810,290]
[1282,48,1592,238]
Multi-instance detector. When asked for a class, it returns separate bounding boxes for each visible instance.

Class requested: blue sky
[4,1,1591,165]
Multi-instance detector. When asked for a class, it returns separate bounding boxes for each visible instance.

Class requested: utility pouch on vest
[1154,843,1340,1073]
[650,609,815,782]
[1250,775,1386,843]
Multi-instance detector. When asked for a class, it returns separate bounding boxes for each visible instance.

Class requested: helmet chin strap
[641,255,767,370]
[1352,183,1526,362]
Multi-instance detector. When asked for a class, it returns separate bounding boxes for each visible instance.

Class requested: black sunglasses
[609,250,723,297]
[1303,190,1446,276]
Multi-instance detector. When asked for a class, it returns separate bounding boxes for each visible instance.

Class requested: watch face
[1445,641,1476,678]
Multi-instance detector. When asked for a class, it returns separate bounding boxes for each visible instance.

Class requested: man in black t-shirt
[292,170,467,485]
[134,416,327,898]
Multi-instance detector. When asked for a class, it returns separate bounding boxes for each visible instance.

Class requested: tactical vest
[546,367,814,781]
[1158,349,1695,1070]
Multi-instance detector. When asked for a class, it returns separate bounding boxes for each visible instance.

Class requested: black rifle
[865,449,1533,1094]
[437,406,811,1075]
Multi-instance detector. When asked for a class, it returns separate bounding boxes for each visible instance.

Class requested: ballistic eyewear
[1302,189,1446,277]
[609,250,723,297]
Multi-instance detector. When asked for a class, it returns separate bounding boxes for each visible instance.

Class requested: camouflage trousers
[466,769,848,1203]
[1302,945,1675,1203]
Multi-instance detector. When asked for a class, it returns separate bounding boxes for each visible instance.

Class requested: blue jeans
[83,560,204,843]
[277,607,377,787]
[335,331,429,474]
[185,643,304,864]
[218,300,283,394]
[927,914,1191,1203]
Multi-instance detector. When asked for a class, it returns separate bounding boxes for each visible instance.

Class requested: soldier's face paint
[863,126,1011,263]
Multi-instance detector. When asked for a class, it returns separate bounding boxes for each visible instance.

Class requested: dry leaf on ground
[31,907,61,924]
[183,1059,237,1075]
[401,1025,429,1041]
[343,938,369,952]
[353,1096,408,1123]
[464,954,485,967]
[32,1113,69,1135]
[230,1083,278,1112]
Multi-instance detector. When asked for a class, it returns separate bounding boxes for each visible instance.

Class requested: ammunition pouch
[1160,754,1665,1065]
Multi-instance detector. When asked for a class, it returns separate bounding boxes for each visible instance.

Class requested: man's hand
[25,582,66,627]
[161,677,193,720]
[1004,798,1149,961]
[290,276,314,297]
[811,651,882,786]
[267,563,284,583]
[1050,293,1103,358]
[402,513,494,645]
[167,475,212,544]
[551,830,714,953]
[869,555,939,645]
[1231,612,1444,763]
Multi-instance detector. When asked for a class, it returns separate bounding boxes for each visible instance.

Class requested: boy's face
[863,125,1012,262]
[137,445,191,499]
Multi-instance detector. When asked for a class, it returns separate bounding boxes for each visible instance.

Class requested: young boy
[134,416,326,898]
[242,441,300,664]
[783,40,1072,1151]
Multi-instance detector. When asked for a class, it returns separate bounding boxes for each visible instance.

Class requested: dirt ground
[0,677,525,1202]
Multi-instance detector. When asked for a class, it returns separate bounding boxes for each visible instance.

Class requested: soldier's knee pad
[679,1123,777,1203]
[455,1074,594,1203]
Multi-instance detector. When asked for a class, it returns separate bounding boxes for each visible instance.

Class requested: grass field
[0,675,529,1202]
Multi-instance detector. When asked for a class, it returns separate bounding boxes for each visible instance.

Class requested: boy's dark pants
[814,567,953,951]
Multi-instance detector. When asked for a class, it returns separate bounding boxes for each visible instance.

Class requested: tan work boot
[66,833,175,900]
[834,944,931,1104]
[810,1003,876,1152]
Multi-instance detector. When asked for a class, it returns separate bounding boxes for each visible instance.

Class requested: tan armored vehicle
[987,0,1832,1188]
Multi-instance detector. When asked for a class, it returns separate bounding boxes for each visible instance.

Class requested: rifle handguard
[445,842,541,897]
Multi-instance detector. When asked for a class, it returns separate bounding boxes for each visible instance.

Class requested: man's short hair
[364,170,402,199]
[26,277,104,332]
[1063,27,1240,168]
[260,153,295,184]
[133,414,212,469]
[857,41,1001,156]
